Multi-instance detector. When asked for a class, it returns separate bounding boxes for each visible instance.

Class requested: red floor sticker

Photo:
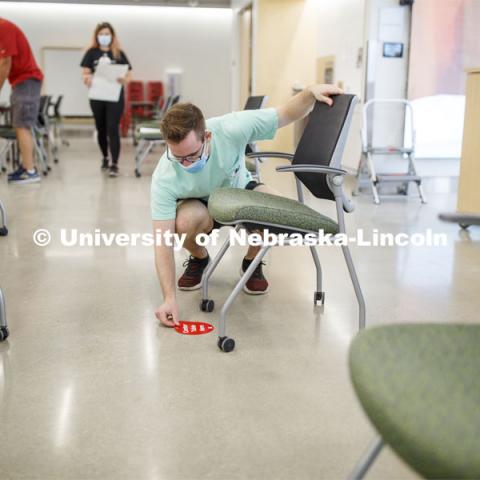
[175,321,214,335]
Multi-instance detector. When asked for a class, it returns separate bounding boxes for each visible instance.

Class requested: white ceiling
[6,0,232,7]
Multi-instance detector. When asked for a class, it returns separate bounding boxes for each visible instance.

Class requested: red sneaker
[178,255,210,290]
[241,257,269,295]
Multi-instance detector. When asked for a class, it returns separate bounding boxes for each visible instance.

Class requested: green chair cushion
[135,121,162,141]
[208,187,339,234]
[0,127,16,140]
[139,132,163,141]
[349,324,480,479]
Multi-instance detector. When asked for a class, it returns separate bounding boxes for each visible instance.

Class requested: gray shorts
[11,79,42,129]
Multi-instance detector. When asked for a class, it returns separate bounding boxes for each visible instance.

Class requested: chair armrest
[276,164,347,175]
[246,152,294,161]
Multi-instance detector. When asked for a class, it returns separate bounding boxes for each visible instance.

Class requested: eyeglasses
[166,140,207,164]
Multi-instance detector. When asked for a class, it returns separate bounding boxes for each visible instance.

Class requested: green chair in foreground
[349,324,480,479]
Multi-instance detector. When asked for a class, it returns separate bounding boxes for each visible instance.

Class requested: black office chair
[200,95,365,352]
[243,95,268,179]
[0,197,8,342]
[32,95,52,175]
[133,94,182,177]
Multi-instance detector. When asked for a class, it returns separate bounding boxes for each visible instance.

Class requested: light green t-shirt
[150,108,278,220]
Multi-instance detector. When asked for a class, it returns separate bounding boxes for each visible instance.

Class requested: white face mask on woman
[97,34,112,47]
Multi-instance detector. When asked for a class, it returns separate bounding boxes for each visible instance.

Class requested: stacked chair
[0,95,54,177]
[33,94,53,175]
[0,197,8,342]
[0,125,17,174]
[243,95,268,181]
[133,94,180,177]
[200,95,366,352]
[48,95,69,161]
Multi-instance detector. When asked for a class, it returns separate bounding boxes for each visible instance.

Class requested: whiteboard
[42,47,91,116]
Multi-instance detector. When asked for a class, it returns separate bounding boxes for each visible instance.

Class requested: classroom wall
[254,0,318,153]
[0,2,233,119]
[317,0,365,97]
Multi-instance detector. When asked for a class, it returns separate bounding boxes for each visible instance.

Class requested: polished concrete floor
[0,138,479,480]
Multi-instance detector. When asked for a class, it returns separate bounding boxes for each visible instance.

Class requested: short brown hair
[160,103,206,144]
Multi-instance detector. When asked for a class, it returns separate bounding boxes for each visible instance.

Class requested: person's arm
[0,56,12,92]
[82,67,93,87]
[276,84,344,128]
[153,219,180,327]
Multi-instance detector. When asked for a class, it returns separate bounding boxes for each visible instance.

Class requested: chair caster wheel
[0,326,9,342]
[43,171,48,176]
[54,158,59,164]
[135,169,141,178]
[200,299,214,313]
[0,226,8,236]
[47,166,52,171]
[218,336,235,353]
[314,291,325,305]
[460,224,470,230]
[1,167,6,173]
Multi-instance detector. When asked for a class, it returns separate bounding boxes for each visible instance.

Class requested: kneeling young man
[152,84,342,327]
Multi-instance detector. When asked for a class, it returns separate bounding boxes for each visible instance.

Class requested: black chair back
[244,95,266,110]
[292,94,357,201]
[54,95,63,117]
[38,95,51,127]
[243,95,267,155]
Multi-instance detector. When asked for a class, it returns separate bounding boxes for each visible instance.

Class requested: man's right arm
[0,56,12,92]
[153,219,179,327]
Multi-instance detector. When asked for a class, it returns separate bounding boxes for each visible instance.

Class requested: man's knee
[176,201,213,235]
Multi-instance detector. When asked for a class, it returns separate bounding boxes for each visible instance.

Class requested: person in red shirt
[0,18,44,184]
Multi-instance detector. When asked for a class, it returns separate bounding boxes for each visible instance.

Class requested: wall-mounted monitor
[383,42,404,58]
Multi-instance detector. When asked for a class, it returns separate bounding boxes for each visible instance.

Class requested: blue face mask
[97,34,112,47]
[178,148,210,174]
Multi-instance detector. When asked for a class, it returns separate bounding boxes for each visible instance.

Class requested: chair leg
[217,245,270,350]
[0,199,7,232]
[341,244,366,330]
[0,141,11,173]
[349,437,384,480]
[135,141,154,176]
[366,152,380,205]
[135,139,146,163]
[201,225,239,305]
[0,287,7,338]
[309,246,324,305]
[32,129,48,174]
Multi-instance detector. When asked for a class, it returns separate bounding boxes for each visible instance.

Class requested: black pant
[90,95,124,165]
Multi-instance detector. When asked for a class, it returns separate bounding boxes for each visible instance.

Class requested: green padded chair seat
[135,122,162,142]
[208,187,339,234]
[139,131,162,141]
[0,127,16,140]
[349,324,480,479]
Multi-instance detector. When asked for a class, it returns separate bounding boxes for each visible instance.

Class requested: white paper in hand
[88,64,129,102]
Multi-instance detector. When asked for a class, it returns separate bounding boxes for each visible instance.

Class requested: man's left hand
[308,84,344,106]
